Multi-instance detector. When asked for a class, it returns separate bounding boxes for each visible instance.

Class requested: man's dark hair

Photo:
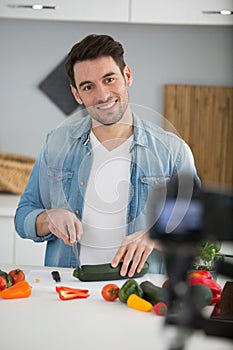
[65,34,126,88]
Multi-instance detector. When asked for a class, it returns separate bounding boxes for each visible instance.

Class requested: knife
[66,225,80,261]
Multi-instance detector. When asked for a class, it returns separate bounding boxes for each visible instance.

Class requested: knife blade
[66,225,80,261]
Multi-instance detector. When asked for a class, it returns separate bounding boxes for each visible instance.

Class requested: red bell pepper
[188,276,222,305]
[211,293,221,305]
[188,276,221,294]
[55,285,89,301]
[58,290,89,301]
[187,270,213,280]
[56,286,89,294]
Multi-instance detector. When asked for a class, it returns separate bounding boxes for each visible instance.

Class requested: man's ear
[124,65,133,87]
[71,85,83,105]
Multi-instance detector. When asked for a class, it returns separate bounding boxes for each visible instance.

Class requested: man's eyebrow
[78,72,116,89]
[78,80,92,89]
[102,72,116,79]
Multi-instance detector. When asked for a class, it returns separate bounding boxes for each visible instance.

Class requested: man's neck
[91,110,134,151]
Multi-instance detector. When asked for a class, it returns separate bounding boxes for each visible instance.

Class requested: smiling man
[15,34,199,276]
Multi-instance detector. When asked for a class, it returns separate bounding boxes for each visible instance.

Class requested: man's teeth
[98,101,116,110]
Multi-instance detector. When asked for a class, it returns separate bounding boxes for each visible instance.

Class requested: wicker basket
[0,153,35,195]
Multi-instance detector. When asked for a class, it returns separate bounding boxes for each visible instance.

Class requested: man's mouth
[96,99,118,110]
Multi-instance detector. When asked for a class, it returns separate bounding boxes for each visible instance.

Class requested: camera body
[149,174,233,243]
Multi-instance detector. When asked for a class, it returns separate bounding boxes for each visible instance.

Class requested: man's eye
[82,85,92,91]
[105,77,114,84]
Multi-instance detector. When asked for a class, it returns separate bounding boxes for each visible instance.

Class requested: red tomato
[153,302,168,316]
[162,279,169,288]
[0,276,7,291]
[101,283,120,302]
[8,269,25,285]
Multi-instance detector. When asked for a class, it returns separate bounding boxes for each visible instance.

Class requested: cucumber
[0,269,13,288]
[73,261,149,282]
[140,280,166,305]
[140,280,212,308]
[190,284,212,308]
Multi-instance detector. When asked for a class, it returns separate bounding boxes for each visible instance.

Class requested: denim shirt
[14,114,199,273]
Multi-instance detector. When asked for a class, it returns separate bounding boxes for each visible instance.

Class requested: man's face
[71,56,132,126]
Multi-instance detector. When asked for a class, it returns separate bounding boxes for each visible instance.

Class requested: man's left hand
[111,230,162,277]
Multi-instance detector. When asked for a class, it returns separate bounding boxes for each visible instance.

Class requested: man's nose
[95,84,111,103]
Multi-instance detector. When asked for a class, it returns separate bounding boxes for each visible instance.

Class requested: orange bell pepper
[0,280,32,299]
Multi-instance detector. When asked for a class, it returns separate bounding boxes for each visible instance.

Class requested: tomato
[162,279,169,288]
[8,269,25,285]
[101,283,120,302]
[0,276,7,291]
[153,302,168,316]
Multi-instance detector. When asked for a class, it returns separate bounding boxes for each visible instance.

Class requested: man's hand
[111,230,162,277]
[36,208,83,245]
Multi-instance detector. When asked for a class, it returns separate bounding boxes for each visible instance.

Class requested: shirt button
[79,181,84,186]
[75,209,80,215]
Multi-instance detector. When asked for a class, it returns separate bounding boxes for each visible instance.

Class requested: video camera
[148,173,233,349]
[150,173,232,243]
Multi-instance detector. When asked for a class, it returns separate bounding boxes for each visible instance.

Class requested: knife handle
[51,270,61,282]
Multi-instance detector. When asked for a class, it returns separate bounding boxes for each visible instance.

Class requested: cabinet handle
[202,10,233,15]
[7,4,57,10]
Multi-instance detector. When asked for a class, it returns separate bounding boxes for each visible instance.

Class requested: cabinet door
[0,0,129,22]
[0,217,14,264]
[131,0,233,25]
[15,234,46,266]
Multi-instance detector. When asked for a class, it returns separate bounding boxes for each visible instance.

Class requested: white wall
[0,18,232,157]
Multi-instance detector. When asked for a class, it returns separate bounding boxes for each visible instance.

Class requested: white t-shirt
[80,131,133,265]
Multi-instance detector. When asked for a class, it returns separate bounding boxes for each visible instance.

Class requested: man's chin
[89,112,124,126]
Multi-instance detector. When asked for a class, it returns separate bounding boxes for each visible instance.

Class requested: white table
[0,265,232,350]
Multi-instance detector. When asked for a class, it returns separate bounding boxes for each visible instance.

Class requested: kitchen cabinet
[0,194,45,266]
[1,0,232,25]
[131,0,233,25]
[0,0,129,22]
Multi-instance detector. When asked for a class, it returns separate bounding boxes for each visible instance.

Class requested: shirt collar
[69,113,148,148]
[132,113,149,148]
[70,115,92,143]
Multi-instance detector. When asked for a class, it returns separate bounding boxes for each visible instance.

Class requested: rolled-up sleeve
[14,137,54,242]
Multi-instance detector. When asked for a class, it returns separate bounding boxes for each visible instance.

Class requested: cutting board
[163,84,233,188]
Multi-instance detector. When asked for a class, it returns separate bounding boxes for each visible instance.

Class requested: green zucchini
[190,284,212,308]
[73,261,149,282]
[140,280,166,305]
[0,269,13,288]
[140,280,212,308]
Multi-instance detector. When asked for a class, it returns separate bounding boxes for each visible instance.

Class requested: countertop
[0,265,232,350]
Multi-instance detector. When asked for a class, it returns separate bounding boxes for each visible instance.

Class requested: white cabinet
[0,194,45,266]
[0,0,129,22]
[0,216,14,264]
[130,0,233,25]
[1,0,232,25]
